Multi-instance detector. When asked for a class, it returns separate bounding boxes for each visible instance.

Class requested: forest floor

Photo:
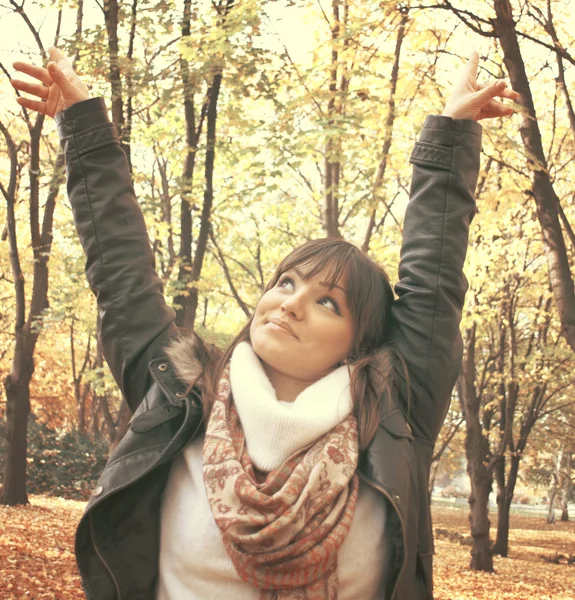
[0,495,574,599]
[431,504,575,599]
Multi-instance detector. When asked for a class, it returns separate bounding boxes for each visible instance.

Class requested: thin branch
[9,0,46,57]
[53,7,62,45]
[414,2,496,37]
[558,195,575,252]
[0,180,8,201]
[516,30,575,67]
[209,229,251,317]
[432,417,464,462]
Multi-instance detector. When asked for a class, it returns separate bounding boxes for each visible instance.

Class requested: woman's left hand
[442,51,518,121]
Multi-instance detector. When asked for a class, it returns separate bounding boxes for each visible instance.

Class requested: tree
[458,192,575,567]
[522,398,575,524]
[428,0,575,354]
[173,0,237,330]
[0,2,73,505]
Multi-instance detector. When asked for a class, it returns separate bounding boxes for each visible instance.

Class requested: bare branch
[9,0,46,57]
[414,2,495,37]
[432,417,464,462]
[209,229,251,318]
[0,180,8,201]
[516,30,575,67]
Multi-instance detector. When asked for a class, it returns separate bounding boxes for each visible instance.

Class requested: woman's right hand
[11,47,90,118]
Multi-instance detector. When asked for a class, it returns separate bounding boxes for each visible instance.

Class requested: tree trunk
[111,400,131,450]
[493,453,520,557]
[467,464,494,571]
[91,394,100,440]
[98,393,116,444]
[493,0,575,352]
[560,451,572,521]
[547,450,562,524]
[93,315,116,442]
[79,385,90,438]
[493,494,511,557]
[182,71,223,330]
[459,325,495,571]
[175,0,232,329]
[547,471,558,524]
[70,318,91,436]
[75,379,86,436]
[103,0,131,167]
[322,0,345,238]
[175,0,203,327]
[0,1,76,503]
[2,349,33,505]
[428,459,439,502]
[1,109,55,505]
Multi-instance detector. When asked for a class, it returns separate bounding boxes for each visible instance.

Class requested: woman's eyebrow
[321,281,346,293]
[290,267,346,293]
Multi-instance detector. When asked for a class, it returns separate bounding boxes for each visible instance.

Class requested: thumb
[47,61,70,88]
[47,59,90,107]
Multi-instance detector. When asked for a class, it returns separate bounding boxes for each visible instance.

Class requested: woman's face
[250,266,355,384]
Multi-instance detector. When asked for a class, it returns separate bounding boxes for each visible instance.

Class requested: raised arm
[388,53,517,443]
[11,49,177,411]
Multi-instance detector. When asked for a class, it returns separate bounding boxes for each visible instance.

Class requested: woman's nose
[280,293,303,319]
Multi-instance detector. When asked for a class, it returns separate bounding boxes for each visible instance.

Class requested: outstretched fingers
[10,78,50,100]
[479,98,515,120]
[474,81,518,119]
[12,61,53,87]
[473,80,518,112]
[15,95,49,115]
[478,81,518,100]
[11,49,89,117]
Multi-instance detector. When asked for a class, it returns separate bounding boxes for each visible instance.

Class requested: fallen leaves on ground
[432,505,575,599]
[0,495,85,599]
[1,496,574,599]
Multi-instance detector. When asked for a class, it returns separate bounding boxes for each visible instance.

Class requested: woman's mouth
[266,318,298,338]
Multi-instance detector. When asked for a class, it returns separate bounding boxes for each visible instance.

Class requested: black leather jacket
[56,98,481,600]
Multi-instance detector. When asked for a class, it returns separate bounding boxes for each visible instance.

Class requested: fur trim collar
[165,332,221,388]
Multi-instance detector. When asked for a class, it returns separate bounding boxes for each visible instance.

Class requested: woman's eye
[278,276,295,290]
[319,297,340,314]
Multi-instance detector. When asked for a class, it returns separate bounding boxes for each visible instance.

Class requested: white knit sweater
[157,343,390,599]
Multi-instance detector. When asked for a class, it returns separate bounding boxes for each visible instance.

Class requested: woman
[11,48,516,599]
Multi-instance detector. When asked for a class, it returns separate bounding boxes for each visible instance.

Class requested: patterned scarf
[203,365,359,599]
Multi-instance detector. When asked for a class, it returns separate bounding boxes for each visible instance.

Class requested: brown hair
[198,238,398,450]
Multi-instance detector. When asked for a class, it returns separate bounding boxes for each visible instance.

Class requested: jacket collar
[161,332,411,435]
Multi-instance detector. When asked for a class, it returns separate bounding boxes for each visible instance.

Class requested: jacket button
[92,485,103,497]
[393,494,400,504]
[158,363,168,372]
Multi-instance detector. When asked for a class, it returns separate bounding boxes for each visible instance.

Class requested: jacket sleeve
[56,97,178,412]
[388,115,481,443]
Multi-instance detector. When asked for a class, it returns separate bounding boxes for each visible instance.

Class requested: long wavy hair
[191,238,399,451]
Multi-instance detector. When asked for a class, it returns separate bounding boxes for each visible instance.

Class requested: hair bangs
[275,240,353,292]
